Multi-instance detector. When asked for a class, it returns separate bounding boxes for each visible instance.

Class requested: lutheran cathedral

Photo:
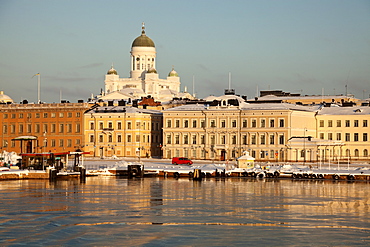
[98,24,194,102]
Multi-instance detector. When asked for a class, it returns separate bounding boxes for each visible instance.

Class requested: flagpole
[38,73,41,103]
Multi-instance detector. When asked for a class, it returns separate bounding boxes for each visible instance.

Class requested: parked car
[172,157,193,165]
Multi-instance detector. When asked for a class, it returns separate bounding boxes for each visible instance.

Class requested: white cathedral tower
[102,23,189,102]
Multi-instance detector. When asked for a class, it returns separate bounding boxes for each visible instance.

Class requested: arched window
[346,149,350,157]
[364,149,368,157]
[354,149,359,157]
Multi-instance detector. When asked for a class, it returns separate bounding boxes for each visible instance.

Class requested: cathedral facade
[101,24,192,102]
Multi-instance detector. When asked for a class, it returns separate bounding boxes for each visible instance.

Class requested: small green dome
[168,68,178,77]
[107,65,117,75]
[147,67,157,73]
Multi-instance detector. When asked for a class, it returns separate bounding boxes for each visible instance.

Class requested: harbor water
[0,177,369,246]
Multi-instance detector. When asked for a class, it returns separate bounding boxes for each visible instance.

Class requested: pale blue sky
[1,0,369,103]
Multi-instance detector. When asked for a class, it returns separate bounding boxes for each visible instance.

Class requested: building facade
[84,103,163,159]
[162,95,318,162]
[0,102,91,154]
[316,106,370,162]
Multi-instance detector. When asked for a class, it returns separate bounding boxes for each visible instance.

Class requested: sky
[0,0,369,103]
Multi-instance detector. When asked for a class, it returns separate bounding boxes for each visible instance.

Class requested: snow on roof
[317,106,370,115]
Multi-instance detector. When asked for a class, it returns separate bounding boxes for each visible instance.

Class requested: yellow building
[163,95,318,162]
[84,103,162,159]
[316,106,370,162]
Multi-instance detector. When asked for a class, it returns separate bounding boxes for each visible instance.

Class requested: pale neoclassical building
[100,24,193,102]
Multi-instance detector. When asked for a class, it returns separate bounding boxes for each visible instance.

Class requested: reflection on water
[0,177,369,246]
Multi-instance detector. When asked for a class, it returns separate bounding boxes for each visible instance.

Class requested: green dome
[147,67,157,73]
[132,30,155,47]
[107,65,117,75]
[168,68,178,77]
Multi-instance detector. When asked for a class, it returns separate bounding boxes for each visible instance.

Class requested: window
[3,114,8,119]
[89,135,94,143]
[19,124,23,134]
[354,133,359,141]
[270,135,274,145]
[43,113,48,118]
[76,123,80,133]
[232,120,237,128]
[184,120,189,128]
[76,112,80,117]
[35,124,40,133]
[27,124,32,133]
[59,139,64,147]
[328,120,333,127]
[279,134,284,145]
[108,122,113,129]
[364,120,368,127]
[192,135,197,144]
[192,120,197,128]
[51,124,56,133]
[364,133,368,142]
[345,120,350,127]
[251,135,256,145]
[27,113,31,119]
[167,120,171,128]
[117,135,122,142]
[108,135,112,142]
[201,135,205,144]
[11,114,15,119]
[242,135,247,145]
[354,120,359,127]
[319,133,324,139]
[328,133,333,140]
[67,112,72,118]
[166,135,171,144]
[99,122,103,130]
[51,139,56,147]
[210,135,215,145]
[67,124,72,133]
[232,135,236,144]
[260,119,266,128]
[260,135,265,145]
[319,120,324,127]
[364,149,368,157]
[221,135,226,144]
[337,120,341,127]
[51,113,56,118]
[127,135,132,142]
[43,124,48,133]
[242,120,247,128]
[200,120,205,128]
[59,124,64,133]
[136,135,140,142]
[221,120,226,128]
[175,120,180,128]
[99,135,103,143]
[127,122,132,129]
[270,119,275,128]
[9,124,15,134]
[251,119,256,128]
[210,120,216,127]
[345,133,350,141]
[175,135,180,144]
[67,139,72,147]
[279,119,284,128]
[336,133,341,140]
[19,113,23,118]
[90,122,94,130]
[3,125,7,134]
[184,135,188,144]
[59,113,64,118]
[35,113,40,118]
